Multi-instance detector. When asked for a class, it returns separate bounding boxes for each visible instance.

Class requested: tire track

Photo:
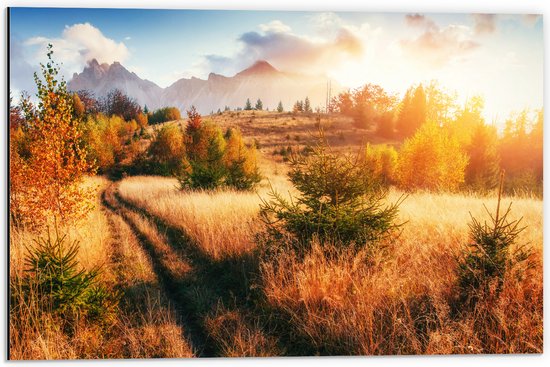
[101,182,216,357]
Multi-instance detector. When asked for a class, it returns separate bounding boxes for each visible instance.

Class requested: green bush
[22,227,118,324]
[148,107,182,124]
[259,133,403,254]
[178,124,261,191]
[456,176,533,310]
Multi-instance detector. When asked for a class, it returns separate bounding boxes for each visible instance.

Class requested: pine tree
[260,131,403,254]
[244,98,252,111]
[456,172,532,309]
[464,122,500,191]
[304,97,312,113]
[277,101,284,113]
[255,99,263,111]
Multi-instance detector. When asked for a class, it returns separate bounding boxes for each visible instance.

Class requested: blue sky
[9,8,543,125]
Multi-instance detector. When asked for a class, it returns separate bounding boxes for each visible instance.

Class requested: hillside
[149,110,400,157]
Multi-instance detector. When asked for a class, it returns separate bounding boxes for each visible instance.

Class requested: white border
[1,1,547,366]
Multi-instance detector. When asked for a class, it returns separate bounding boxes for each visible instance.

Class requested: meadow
[10,150,542,357]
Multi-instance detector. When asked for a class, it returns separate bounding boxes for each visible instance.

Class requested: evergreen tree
[143,104,149,114]
[244,98,252,111]
[255,98,263,111]
[456,173,532,309]
[277,101,284,113]
[260,131,403,254]
[464,122,500,191]
[304,97,312,113]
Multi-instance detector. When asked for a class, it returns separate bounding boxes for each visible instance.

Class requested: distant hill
[68,59,343,114]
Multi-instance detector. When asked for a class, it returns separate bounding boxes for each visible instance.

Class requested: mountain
[68,59,343,114]
[68,59,164,109]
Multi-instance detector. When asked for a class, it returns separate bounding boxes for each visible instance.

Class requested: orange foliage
[10,45,95,229]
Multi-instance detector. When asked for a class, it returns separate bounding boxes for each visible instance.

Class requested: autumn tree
[148,124,186,175]
[451,96,485,146]
[11,45,94,228]
[223,128,261,190]
[75,90,100,116]
[100,89,143,121]
[396,122,468,192]
[186,105,202,136]
[464,122,500,191]
[396,84,426,138]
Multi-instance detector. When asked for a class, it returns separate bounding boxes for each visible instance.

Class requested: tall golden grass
[117,173,543,355]
[9,176,193,360]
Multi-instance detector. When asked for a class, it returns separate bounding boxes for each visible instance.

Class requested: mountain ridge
[68,59,342,114]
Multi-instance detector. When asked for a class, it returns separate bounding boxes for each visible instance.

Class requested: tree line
[332,82,543,195]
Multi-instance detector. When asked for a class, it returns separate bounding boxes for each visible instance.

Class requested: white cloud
[24,23,129,81]
[259,20,292,34]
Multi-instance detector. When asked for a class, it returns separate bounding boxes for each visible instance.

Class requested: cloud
[27,23,129,65]
[259,20,291,34]
[196,20,364,78]
[9,36,38,97]
[401,14,479,68]
[472,14,496,35]
[405,13,436,29]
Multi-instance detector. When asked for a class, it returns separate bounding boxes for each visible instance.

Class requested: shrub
[21,227,118,324]
[149,107,182,124]
[259,132,403,254]
[456,173,533,310]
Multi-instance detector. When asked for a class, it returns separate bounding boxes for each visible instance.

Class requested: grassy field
[10,113,543,358]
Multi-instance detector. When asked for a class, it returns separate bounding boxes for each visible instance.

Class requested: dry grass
[261,189,543,355]
[118,176,263,259]
[117,170,542,356]
[9,176,194,360]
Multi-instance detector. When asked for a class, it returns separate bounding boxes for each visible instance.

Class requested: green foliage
[244,98,253,111]
[456,178,532,310]
[178,123,227,190]
[260,133,403,254]
[277,101,284,113]
[22,227,118,324]
[148,107,182,124]
[255,99,263,111]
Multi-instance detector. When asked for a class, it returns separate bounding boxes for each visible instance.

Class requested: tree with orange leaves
[11,44,95,229]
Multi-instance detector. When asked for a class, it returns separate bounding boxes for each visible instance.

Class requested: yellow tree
[396,122,468,191]
[13,44,95,228]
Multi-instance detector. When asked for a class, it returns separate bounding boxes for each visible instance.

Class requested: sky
[9,8,543,126]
